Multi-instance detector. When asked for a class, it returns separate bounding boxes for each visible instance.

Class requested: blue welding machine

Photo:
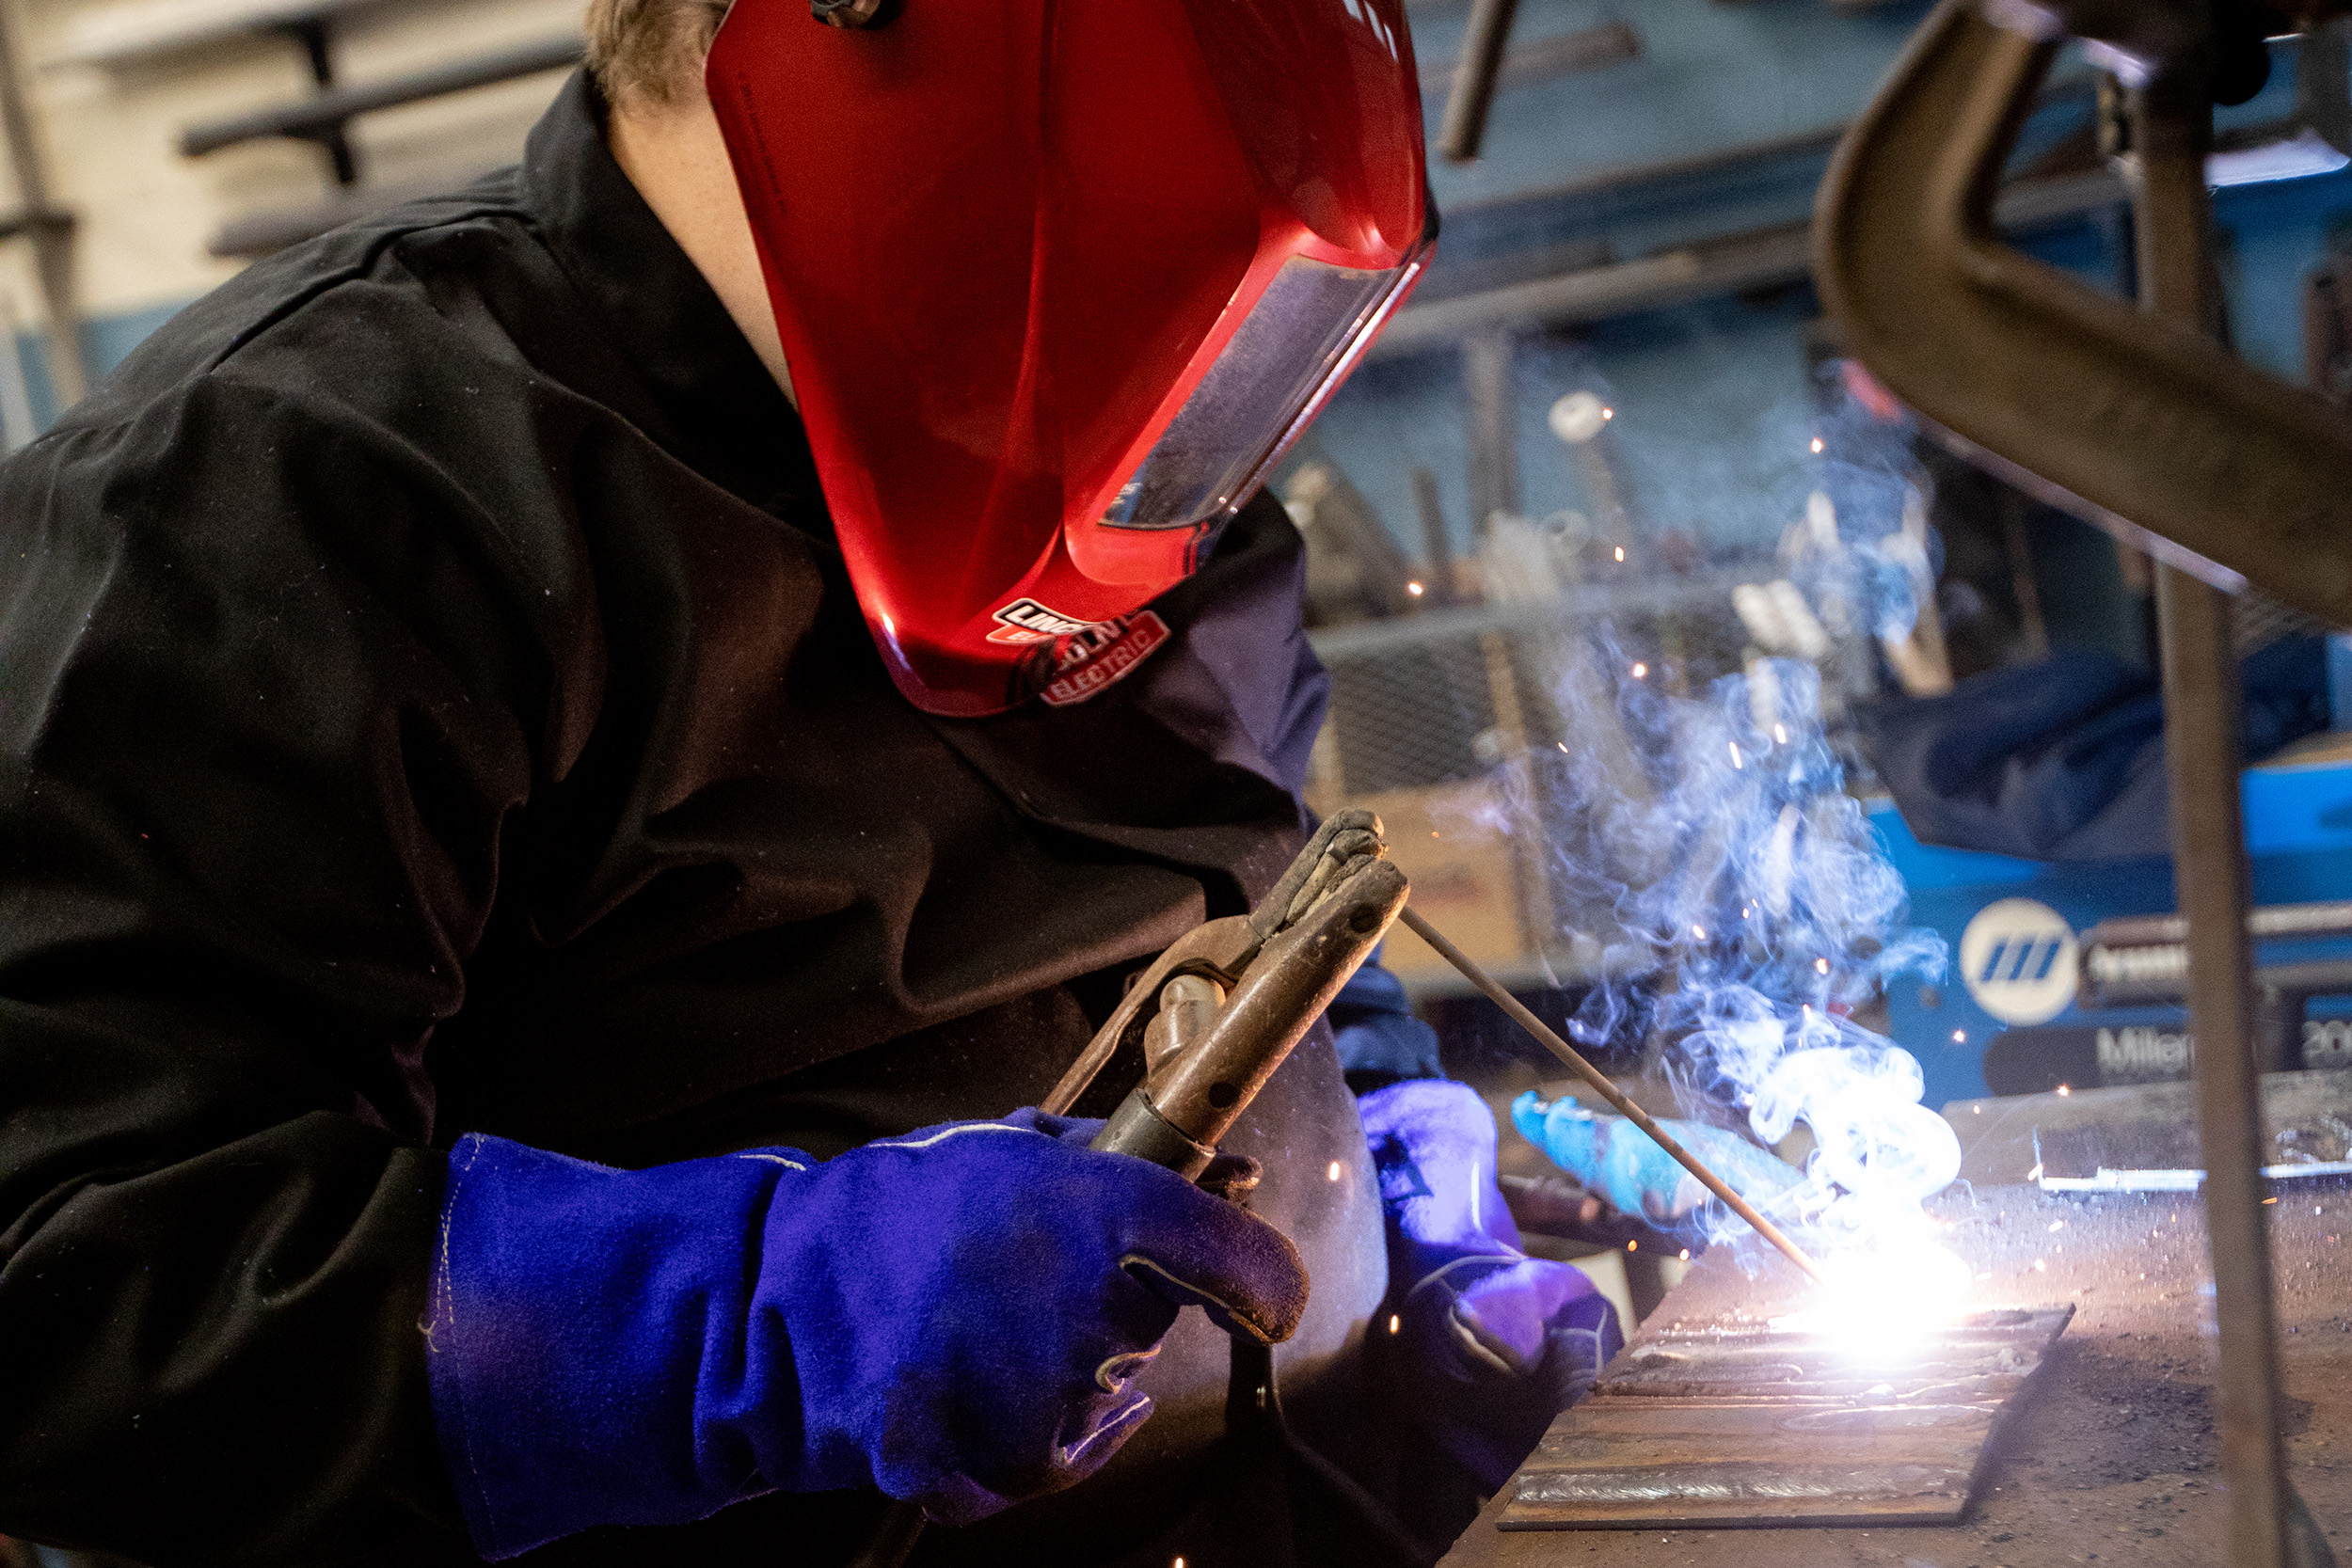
[1877,747,2352,1112]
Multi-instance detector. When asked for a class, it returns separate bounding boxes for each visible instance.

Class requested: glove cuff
[425,1133,800,1560]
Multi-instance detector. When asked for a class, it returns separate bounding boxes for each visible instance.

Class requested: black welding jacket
[0,73,1413,1568]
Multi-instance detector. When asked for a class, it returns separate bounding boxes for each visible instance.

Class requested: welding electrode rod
[1397,906,1829,1288]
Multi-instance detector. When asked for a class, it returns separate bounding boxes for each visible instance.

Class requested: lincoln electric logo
[1041,612,1169,706]
[1958,898,2080,1027]
[988,597,1101,645]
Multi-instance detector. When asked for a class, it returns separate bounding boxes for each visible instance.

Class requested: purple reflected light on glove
[1359,1080,1622,1491]
[423,1110,1308,1560]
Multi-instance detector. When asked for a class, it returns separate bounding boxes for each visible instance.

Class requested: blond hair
[584,0,732,108]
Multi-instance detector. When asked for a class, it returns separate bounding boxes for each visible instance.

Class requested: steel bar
[180,34,585,158]
[1398,906,1828,1287]
[1437,0,1519,163]
[2131,76,2315,1568]
[47,0,381,70]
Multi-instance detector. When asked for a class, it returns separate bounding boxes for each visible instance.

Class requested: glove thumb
[1115,1167,1311,1345]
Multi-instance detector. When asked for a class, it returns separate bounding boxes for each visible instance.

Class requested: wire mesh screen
[1308,578,1747,990]
[1325,637,1502,796]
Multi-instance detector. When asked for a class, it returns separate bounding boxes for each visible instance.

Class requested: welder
[0,2,1621,1564]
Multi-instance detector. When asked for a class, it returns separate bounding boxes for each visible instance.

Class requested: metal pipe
[1397,905,1830,1288]
[2130,76,2320,1568]
[1437,0,1520,163]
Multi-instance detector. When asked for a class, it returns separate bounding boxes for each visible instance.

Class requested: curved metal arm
[1812,0,2352,626]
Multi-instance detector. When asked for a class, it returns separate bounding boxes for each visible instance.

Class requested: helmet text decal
[1039,612,1171,707]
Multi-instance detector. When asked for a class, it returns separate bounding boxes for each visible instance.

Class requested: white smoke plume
[1520,642,1960,1261]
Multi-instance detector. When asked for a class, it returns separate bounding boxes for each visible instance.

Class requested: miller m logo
[1978,934,2069,987]
[1958,898,2080,1027]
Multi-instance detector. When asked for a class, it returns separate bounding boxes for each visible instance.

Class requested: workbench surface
[1438,1182,2352,1568]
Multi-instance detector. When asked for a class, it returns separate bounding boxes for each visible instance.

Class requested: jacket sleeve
[0,372,551,1564]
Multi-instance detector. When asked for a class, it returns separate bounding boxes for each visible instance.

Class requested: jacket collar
[517,70,827,532]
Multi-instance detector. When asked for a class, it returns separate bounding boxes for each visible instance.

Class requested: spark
[1558,741,1569,752]
[1601,407,1614,420]
[2033,1258,2048,1272]
[2265,1196,2280,1206]
[1631,662,1648,678]
[1810,437,1824,453]
[1628,1240,1639,1251]
[1953,1030,1968,1044]
[1614,546,1627,562]
[2057,1085,2071,1097]
[2048,1220,2065,1232]
[2027,1162,2045,1180]
[1388,1315,1400,1335]
[1692,925,1708,940]
[1678,1249,1691,1260]
[1729,742,1744,769]
[1406,580,1424,596]
[1326,1161,1343,1182]
[1815,958,1830,975]
[1774,724,1788,744]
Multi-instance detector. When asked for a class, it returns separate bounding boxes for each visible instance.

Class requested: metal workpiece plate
[1600,1308,2072,1403]
[1498,1307,2074,1530]
[1502,1402,1988,1528]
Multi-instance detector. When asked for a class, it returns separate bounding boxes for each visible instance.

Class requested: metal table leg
[2131,75,2332,1568]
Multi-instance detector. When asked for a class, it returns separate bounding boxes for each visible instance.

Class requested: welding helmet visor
[707,0,1431,716]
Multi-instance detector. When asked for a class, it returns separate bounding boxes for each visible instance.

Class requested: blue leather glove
[422,1111,1309,1559]
[1511,1092,1800,1227]
[1359,1080,1622,1491]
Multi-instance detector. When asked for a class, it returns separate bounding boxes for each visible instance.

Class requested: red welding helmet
[707,0,1431,717]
